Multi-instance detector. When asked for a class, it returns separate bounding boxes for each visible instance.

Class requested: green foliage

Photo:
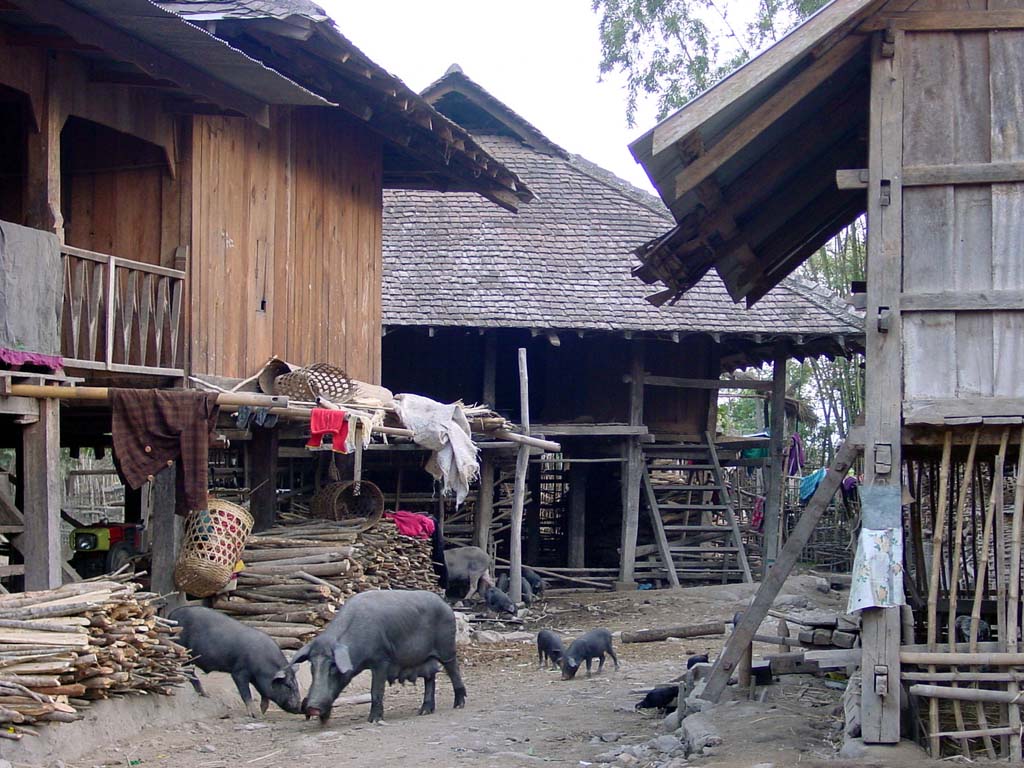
[593,0,829,125]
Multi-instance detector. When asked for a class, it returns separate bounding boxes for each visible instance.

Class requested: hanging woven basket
[309,480,384,530]
[174,499,254,598]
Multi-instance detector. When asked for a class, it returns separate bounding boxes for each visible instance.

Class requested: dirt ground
[10,574,945,768]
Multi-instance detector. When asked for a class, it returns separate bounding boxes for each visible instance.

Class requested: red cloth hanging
[306,408,349,453]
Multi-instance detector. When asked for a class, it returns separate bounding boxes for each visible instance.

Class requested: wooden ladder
[636,431,752,585]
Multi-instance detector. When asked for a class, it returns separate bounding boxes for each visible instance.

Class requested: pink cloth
[385,510,436,539]
[0,347,63,371]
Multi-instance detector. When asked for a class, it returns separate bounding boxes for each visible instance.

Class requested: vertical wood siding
[191,107,383,382]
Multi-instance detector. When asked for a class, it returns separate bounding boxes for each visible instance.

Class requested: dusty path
[17,576,941,768]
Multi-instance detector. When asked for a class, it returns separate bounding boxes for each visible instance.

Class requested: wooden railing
[61,245,185,376]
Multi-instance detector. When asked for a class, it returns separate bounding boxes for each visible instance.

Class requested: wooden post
[763,342,787,576]
[248,425,279,532]
[510,348,530,604]
[21,398,61,590]
[24,52,64,239]
[482,331,497,408]
[568,462,587,569]
[473,456,495,552]
[859,28,905,746]
[149,468,183,612]
[617,341,644,588]
[700,435,859,702]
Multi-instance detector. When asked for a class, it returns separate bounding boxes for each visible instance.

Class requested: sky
[318,0,661,193]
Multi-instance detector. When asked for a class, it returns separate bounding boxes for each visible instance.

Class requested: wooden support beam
[248,425,279,532]
[617,341,644,588]
[482,331,497,408]
[474,456,495,553]
[671,34,868,201]
[24,51,63,239]
[21,398,61,590]
[149,468,183,613]
[568,462,587,569]
[11,0,271,127]
[509,348,530,604]
[860,9,1024,31]
[763,342,787,576]
[900,290,1024,312]
[700,435,860,702]
[640,375,773,391]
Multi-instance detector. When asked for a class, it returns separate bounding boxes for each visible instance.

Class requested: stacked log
[0,577,189,740]
[215,518,438,648]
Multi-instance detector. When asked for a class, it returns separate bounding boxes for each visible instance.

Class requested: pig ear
[290,643,312,666]
[272,668,289,681]
[332,644,354,675]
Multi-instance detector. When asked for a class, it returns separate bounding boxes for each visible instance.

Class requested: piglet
[536,629,564,669]
[170,606,302,717]
[635,685,678,713]
[561,628,619,680]
[484,584,517,617]
[496,574,535,606]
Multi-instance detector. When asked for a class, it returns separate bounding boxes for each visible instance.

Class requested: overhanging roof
[6,0,329,127]
[630,0,902,306]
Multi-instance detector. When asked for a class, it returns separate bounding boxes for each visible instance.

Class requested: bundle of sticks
[214,518,439,649]
[0,574,189,740]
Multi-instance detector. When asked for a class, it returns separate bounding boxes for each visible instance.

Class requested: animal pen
[629,0,1024,757]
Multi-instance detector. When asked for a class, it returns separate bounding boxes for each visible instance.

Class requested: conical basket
[174,499,254,597]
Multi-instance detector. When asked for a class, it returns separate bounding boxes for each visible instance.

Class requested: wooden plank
[700,435,859,702]
[862,606,902,744]
[648,0,881,155]
[618,342,645,586]
[836,168,870,189]
[900,290,1024,312]
[509,348,530,604]
[248,426,278,532]
[21,398,61,590]
[762,343,787,577]
[640,375,773,391]
[473,456,495,553]
[24,50,62,239]
[861,9,1024,31]
[901,161,1024,186]
[149,468,183,613]
[640,467,680,587]
[567,462,587,569]
[706,431,751,583]
[904,398,1024,424]
[529,424,649,436]
[671,34,868,200]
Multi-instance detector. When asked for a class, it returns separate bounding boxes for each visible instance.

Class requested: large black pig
[170,606,302,717]
[291,590,466,724]
[444,546,494,601]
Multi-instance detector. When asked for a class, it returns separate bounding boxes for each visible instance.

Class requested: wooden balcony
[61,245,185,377]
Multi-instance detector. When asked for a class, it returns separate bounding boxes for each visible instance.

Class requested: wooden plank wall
[902,2,1024,407]
[191,107,383,382]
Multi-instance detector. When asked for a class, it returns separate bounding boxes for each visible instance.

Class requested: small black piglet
[561,628,619,680]
[536,629,564,669]
[635,685,678,713]
[484,584,517,617]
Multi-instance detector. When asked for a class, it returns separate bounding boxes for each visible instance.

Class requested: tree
[593,0,830,126]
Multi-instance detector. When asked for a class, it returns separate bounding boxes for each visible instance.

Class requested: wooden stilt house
[381,66,864,588]
[0,1,530,594]
[629,0,1024,754]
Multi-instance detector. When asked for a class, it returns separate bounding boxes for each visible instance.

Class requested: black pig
[536,629,564,669]
[170,606,302,717]
[484,584,517,617]
[561,628,619,680]
[635,685,678,713]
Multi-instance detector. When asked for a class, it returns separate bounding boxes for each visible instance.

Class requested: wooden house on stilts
[0,0,530,595]
[629,0,1024,755]
[381,66,864,589]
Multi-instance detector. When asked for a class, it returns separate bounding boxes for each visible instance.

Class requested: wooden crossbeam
[861,9,1024,31]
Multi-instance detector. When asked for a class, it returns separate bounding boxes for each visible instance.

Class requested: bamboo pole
[1006,427,1024,760]
[926,431,953,758]
[970,428,1009,758]
[910,684,1024,704]
[947,429,978,758]
[8,384,286,408]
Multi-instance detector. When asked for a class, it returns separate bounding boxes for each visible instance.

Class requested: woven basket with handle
[273,363,355,402]
[174,499,254,598]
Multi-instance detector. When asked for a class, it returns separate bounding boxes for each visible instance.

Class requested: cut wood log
[621,622,726,644]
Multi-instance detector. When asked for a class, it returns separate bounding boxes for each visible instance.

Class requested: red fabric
[385,510,435,539]
[307,408,349,453]
[751,496,765,532]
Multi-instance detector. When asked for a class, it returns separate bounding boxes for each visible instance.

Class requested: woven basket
[174,499,254,598]
[310,480,384,530]
[273,362,355,402]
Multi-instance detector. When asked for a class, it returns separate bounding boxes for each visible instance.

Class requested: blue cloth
[799,468,828,504]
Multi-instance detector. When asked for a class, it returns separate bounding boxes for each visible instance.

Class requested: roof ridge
[776,275,860,329]
[561,152,672,221]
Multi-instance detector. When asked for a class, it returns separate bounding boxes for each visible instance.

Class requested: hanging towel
[799,467,828,504]
[307,408,349,453]
[787,432,805,476]
[847,527,906,612]
[110,389,220,516]
[385,510,436,539]
[393,393,479,507]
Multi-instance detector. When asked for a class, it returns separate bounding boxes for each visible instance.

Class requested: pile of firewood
[213,518,439,649]
[0,575,189,740]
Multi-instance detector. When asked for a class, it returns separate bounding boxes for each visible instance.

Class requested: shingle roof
[382,71,863,364]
